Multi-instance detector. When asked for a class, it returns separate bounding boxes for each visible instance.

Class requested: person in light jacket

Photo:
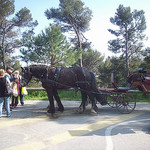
[0,69,11,118]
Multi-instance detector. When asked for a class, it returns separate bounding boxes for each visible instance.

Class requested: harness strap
[81,67,90,87]
[72,67,79,87]
[54,67,62,81]
[82,67,86,79]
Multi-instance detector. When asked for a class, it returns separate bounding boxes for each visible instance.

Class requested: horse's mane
[29,64,49,68]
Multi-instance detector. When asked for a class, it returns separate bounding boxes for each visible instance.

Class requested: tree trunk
[71,23,83,67]
[2,48,6,70]
[2,31,6,70]
[77,31,83,67]
[125,29,129,80]
[79,43,83,67]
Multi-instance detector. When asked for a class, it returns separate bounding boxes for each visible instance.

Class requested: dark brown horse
[21,65,106,115]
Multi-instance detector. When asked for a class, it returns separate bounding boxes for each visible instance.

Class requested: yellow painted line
[48,112,143,144]
[0,109,75,129]
[0,110,70,129]
[0,115,48,128]
[2,112,143,150]
[3,142,46,150]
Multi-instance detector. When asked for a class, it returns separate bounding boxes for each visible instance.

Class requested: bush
[23,90,150,102]
[23,90,81,101]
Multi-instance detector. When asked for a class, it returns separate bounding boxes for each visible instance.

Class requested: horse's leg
[46,88,55,115]
[53,88,64,112]
[77,91,87,113]
[88,94,98,114]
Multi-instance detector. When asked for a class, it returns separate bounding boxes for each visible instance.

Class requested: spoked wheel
[116,93,136,114]
[107,94,118,108]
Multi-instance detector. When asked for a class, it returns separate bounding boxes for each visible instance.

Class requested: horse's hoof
[52,114,59,118]
[76,108,84,114]
[47,104,50,109]
[47,112,52,116]
[47,110,55,115]
[85,101,89,106]
[47,113,59,118]
[91,108,98,114]
[57,108,64,112]
[101,101,108,106]
[56,110,63,114]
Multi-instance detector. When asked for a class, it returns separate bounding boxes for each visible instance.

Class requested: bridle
[22,66,51,85]
[21,67,33,86]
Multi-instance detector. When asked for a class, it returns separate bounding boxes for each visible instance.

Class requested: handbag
[4,77,13,96]
[12,83,18,97]
[21,87,28,95]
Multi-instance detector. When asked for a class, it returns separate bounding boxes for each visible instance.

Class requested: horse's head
[21,66,33,85]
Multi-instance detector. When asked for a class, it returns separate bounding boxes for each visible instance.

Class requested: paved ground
[0,100,150,150]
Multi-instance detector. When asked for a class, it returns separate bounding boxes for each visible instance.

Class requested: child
[11,71,24,108]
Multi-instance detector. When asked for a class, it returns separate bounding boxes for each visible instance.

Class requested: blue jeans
[0,96,11,117]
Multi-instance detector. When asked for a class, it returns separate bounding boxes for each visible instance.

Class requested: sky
[14,0,150,58]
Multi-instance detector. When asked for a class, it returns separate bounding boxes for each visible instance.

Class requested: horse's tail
[90,72,107,105]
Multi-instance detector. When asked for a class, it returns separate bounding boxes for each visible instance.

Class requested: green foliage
[20,25,77,66]
[108,4,147,77]
[98,57,127,87]
[45,0,92,33]
[13,7,33,27]
[129,56,142,73]
[0,0,14,19]
[58,90,81,100]
[24,90,81,101]
[140,54,150,69]
[26,78,42,88]
[82,48,104,73]
[0,0,37,69]
[131,93,150,102]
[24,90,48,100]
[23,90,150,102]
[45,0,93,66]
[10,60,22,72]
[20,31,36,65]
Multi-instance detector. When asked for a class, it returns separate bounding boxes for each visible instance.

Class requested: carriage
[21,65,150,115]
[100,68,150,114]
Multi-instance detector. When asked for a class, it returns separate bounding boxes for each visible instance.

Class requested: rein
[40,77,104,95]
[40,66,91,89]
[23,66,104,95]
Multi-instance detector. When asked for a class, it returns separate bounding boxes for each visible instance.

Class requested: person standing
[3,66,15,111]
[5,66,15,81]
[0,69,11,117]
[11,70,24,108]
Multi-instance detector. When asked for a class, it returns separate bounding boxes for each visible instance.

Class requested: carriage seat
[111,73,130,91]
[144,70,150,83]
[145,77,150,83]
[145,70,150,83]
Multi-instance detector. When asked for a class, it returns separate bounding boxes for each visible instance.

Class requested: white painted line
[105,119,150,150]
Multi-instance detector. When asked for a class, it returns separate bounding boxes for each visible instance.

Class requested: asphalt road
[0,100,150,150]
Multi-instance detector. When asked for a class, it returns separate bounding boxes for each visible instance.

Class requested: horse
[21,65,106,115]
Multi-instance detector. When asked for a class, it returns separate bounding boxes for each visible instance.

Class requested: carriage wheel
[116,93,136,114]
[107,94,118,108]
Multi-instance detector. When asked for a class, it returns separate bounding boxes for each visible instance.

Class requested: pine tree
[20,25,77,66]
[108,5,146,78]
[45,0,92,66]
[0,0,37,69]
